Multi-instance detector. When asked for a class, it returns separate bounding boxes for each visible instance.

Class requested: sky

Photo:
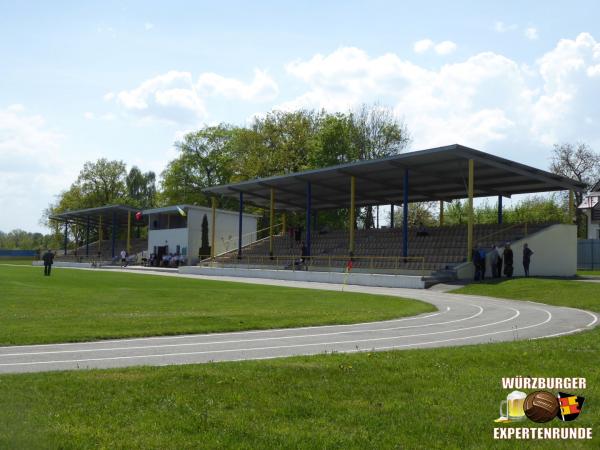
[1,0,600,232]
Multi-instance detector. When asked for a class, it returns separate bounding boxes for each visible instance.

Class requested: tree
[161,125,236,206]
[550,142,600,236]
[126,167,157,208]
[77,158,127,205]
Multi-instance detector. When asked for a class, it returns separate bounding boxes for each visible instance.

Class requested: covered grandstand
[201,144,585,282]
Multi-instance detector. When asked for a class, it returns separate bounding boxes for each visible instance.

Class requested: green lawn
[578,270,600,276]
[0,265,433,345]
[0,277,598,449]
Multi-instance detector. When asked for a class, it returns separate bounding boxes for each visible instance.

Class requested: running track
[0,270,597,374]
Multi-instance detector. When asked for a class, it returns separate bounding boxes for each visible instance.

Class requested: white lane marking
[0,305,485,358]
[585,311,598,327]
[0,307,531,367]
[531,329,583,339]
[0,307,453,351]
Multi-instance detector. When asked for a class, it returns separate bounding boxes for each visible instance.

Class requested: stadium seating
[210,223,553,272]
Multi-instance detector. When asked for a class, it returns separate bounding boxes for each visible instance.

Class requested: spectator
[416,222,429,237]
[503,242,514,278]
[523,243,534,277]
[490,245,499,278]
[478,244,487,280]
[496,244,503,278]
[472,245,482,281]
[301,241,308,264]
[42,249,54,276]
[120,249,128,268]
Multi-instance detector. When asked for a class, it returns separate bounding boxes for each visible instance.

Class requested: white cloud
[109,69,278,124]
[280,34,600,156]
[144,22,154,31]
[413,39,457,55]
[414,39,434,54]
[83,112,94,119]
[435,41,457,55]
[494,21,517,33]
[525,27,539,40]
[0,105,73,231]
[103,92,115,101]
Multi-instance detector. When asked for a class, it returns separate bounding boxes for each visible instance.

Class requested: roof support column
[349,176,356,255]
[63,221,68,256]
[86,216,90,257]
[98,215,103,256]
[569,190,575,222]
[211,197,217,260]
[127,212,131,254]
[497,195,503,225]
[390,204,394,229]
[403,169,409,258]
[111,211,116,259]
[281,212,286,236]
[269,188,275,258]
[238,191,244,259]
[467,159,474,262]
[439,201,445,226]
[305,181,312,257]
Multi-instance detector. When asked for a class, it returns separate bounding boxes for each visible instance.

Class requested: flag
[176,206,187,217]
[346,259,353,272]
[557,392,584,421]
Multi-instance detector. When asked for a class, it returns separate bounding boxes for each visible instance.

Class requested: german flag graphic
[557,392,585,421]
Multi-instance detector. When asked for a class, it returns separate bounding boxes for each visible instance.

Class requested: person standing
[120,249,128,268]
[42,249,54,276]
[490,245,499,278]
[472,245,482,281]
[478,245,487,280]
[503,242,514,278]
[496,244,503,278]
[523,243,534,277]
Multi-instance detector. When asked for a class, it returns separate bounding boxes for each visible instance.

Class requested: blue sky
[1,1,600,232]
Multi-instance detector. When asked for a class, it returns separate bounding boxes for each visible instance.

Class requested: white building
[579,181,600,239]
[144,205,259,264]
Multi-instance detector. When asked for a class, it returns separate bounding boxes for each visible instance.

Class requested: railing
[202,254,426,273]
[213,222,283,258]
[476,222,528,245]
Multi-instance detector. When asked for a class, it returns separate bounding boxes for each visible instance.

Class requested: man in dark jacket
[523,243,534,277]
[503,243,514,278]
[42,249,54,276]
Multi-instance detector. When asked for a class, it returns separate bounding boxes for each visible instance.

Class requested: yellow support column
[211,197,217,259]
[569,190,575,222]
[269,188,275,255]
[126,212,131,254]
[439,200,444,226]
[98,215,103,255]
[349,176,356,254]
[467,159,474,262]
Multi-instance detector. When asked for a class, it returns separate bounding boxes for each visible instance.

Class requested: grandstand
[199,144,585,285]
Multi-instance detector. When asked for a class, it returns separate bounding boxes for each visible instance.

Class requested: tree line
[3,106,598,250]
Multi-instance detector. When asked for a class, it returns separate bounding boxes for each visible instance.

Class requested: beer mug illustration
[500,391,527,421]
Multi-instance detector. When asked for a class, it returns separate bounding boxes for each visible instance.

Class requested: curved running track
[0,274,597,374]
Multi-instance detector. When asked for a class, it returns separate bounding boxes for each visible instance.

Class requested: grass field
[0,276,598,449]
[578,270,600,276]
[0,265,433,345]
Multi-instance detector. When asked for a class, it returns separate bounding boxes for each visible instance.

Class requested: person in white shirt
[120,249,127,267]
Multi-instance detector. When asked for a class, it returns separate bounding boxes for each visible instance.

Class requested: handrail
[477,222,528,245]
[212,222,283,258]
[204,254,426,272]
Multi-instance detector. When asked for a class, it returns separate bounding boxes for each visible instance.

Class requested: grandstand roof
[203,144,587,211]
[49,205,139,226]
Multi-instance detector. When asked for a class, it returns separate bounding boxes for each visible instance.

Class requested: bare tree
[550,142,600,206]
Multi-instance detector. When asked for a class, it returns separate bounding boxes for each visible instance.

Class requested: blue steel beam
[306,181,312,256]
[403,169,409,258]
[238,191,244,258]
[498,195,503,225]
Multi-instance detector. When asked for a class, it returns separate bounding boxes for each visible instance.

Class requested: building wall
[148,228,189,256]
[583,210,600,239]
[457,224,578,279]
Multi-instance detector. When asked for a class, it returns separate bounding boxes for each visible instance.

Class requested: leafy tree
[126,166,157,208]
[77,159,127,205]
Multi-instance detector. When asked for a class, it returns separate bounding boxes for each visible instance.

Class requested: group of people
[472,242,534,281]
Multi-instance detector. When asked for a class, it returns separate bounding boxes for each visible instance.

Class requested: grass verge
[0,278,598,448]
[0,265,433,345]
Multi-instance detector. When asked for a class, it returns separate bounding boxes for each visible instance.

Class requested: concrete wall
[457,224,577,279]
[180,266,426,289]
[148,228,188,258]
